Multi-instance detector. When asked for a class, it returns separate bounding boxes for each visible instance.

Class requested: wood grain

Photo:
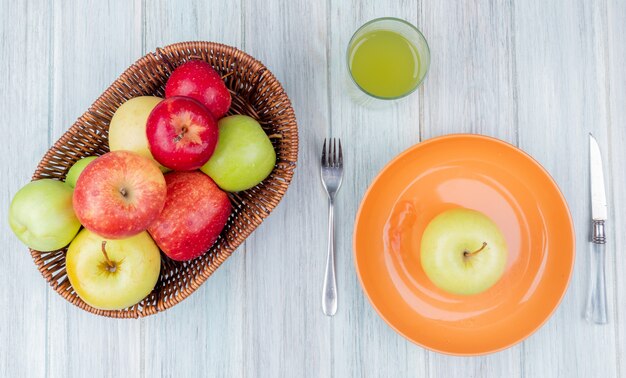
[1,0,625,377]
[0,1,50,377]
[606,0,626,376]
[420,1,522,376]
[141,1,246,377]
[327,1,428,377]
[514,1,617,377]
[243,0,332,376]
[45,1,143,377]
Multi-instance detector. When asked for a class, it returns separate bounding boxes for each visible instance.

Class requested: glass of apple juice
[346,17,430,104]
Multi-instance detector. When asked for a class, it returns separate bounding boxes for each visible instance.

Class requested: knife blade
[590,134,608,221]
[586,133,608,324]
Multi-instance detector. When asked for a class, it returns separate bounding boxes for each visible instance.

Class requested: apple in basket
[420,208,508,296]
[65,156,97,188]
[108,96,167,171]
[9,179,81,251]
[148,171,232,261]
[73,151,167,239]
[165,60,232,119]
[146,96,219,171]
[201,115,276,192]
[66,228,161,310]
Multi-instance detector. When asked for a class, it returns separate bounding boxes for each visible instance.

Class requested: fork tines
[321,138,343,167]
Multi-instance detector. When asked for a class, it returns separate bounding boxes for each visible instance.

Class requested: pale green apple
[108,96,168,171]
[9,179,81,251]
[420,208,508,296]
[66,228,161,310]
[65,156,97,187]
[200,115,276,192]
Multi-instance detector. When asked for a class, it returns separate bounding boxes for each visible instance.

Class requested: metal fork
[320,138,343,316]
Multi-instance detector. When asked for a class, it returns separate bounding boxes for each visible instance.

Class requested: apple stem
[221,71,234,80]
[173,126,188,143]
[101,241,117,273]
[464,242,488,257]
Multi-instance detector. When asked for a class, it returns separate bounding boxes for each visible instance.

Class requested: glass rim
[346,17,431,100]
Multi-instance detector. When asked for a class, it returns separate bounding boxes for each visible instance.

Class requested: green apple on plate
[65,156,97,187]
[201,115,276,192]
[66,228,161,310]
[420,208,508,296]
[9,179,81,251]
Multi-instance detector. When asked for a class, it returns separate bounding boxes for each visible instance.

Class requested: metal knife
[585,133,608,324]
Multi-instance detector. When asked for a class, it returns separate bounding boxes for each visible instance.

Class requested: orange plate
[353,134,575,356]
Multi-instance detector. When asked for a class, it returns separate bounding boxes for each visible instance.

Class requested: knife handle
[585,220,608,324]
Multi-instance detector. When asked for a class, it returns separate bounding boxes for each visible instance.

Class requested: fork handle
[322,199,337,316]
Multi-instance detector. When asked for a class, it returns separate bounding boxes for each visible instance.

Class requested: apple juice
[348,30,424,98]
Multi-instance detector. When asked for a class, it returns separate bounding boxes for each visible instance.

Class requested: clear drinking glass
[346,17,430,102]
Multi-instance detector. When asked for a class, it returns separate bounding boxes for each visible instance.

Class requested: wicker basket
[30,42,298,318]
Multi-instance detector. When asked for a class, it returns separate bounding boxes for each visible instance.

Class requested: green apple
[66,228,161,310]
[200,115,276,192]
[9,179,81,251]
[65,156,97,187]
[420,208,508,296]
[108,96,168,171]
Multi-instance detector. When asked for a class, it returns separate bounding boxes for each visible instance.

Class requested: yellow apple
[108,96,167,170]
[66,228,161,310]
[420,208,508,295]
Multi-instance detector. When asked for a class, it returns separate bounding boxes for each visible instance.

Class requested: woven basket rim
[29,41,298,318]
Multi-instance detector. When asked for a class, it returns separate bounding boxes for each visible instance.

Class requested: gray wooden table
[1,0,625,377]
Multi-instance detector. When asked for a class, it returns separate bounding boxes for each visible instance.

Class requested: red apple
[73,151,167,239]
[148,171,231,261]
[146,96,219,171]
[165,60,231,119]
